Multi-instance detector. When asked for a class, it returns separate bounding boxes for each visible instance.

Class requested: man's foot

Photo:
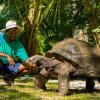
[3,77,14,86]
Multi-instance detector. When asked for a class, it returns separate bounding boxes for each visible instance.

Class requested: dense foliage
[0,0,100,55]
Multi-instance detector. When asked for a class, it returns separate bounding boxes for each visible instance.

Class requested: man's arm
[0,52,10,58]
[0,52,15,65]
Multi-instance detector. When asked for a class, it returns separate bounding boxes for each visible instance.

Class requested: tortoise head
[27,55,44,67]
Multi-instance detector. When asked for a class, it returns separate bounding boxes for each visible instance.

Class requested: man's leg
[7,63,35,79]
[4,64,35,86]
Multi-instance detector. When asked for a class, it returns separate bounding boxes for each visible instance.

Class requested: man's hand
[0,53,15,66]
[29,63,36,71]
[7,56,15,65]
[23,59,37,71]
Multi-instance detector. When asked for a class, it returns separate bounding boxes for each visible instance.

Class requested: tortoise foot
[57,92,70,96]
[33,85,46,90]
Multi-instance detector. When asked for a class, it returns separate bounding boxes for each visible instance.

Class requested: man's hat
[1,20,23,33]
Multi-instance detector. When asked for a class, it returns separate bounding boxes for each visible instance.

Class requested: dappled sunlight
[0,79,99,100]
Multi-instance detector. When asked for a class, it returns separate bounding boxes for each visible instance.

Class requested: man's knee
[18,64,26,72]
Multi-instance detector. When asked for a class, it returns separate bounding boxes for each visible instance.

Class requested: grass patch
[0,78,99,100]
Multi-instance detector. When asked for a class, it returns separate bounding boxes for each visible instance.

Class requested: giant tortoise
[27,38,100,95]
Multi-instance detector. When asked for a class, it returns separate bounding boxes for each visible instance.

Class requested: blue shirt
[0,32,29,64]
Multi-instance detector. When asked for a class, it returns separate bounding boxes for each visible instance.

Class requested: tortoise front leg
[57,63,69,96]
[34,68,49,90]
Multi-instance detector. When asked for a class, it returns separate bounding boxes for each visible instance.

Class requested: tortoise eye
[28,59,32,62]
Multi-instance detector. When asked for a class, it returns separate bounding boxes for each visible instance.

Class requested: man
[0,20,36,86]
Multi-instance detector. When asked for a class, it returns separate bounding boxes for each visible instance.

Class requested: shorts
[2,63,21,76]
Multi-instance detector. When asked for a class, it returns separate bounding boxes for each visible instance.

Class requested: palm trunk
[22,0,42,56]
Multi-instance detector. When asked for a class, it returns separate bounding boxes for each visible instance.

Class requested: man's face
[6,27,18,42]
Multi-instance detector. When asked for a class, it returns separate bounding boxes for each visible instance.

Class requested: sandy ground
[0,76,99,90]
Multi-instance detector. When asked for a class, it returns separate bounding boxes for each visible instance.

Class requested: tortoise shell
[45,38,99,69]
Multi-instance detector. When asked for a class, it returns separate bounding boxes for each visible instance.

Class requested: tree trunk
[21,0,42,56]
[81,0,100,47]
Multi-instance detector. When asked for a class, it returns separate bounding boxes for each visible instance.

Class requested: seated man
[0,20,36,86]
